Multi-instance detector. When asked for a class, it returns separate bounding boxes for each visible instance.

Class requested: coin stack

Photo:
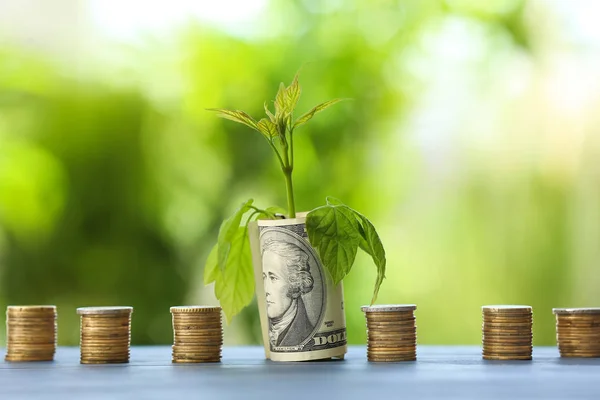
[482,305,533,360]
[77,307,133,364]
[553,308,600,358]
[5,306,57,362]
[361,304,417,362]
[171,306,223,363]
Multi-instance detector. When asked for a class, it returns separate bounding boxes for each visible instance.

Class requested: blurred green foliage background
[0,0,599,346]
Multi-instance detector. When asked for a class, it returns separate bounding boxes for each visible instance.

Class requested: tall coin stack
[5,306,57,362]
[482,305,533,360]
[77,307,133,364]
[553,308,600,358]
[361,304,417,362]
[171,306,223,363]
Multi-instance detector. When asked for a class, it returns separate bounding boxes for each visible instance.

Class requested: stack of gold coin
[77,307,133,364]
[553,308,600,358]
[171,306,223,363]
[361,304,417,362]
[482,305,533,360]
[5,306,57,362]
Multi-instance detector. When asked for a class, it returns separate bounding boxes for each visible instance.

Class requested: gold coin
[367,338,416,344]
[368,346,417,352]
[556,326,600,332]
[368,336,416,343]
[553,308,600,315]
[483,332,533,338]
[80,339,130,344]
[172,354,221,359]
[173,329,222,336]
[172,322,222,328]
[7,343,56,350]
[366,317,415,324]
[557,334,600,340]
[483,315,532,321]
[484,328,532,334]
[366,322,416,329]
[80,359,129,364]
[362,304,417,312]
[80,327,131,332]
[7,305,56,312]
[366,319,415,325]
[172,312,221,318]
[172,346,222,352]
[368,329,416,336]
[172,354,222,360]
[482,354,531,360]
[7,322,56,329]
[172,358,221,363]
[482,343,533,351]
[483,321,532,327]
[172,317,222,324]
[367,352,416,357]
[170,305,222,313]
[81,319,131,325]
[559,354,600,358]
[77,306,133,316]
[367,347,416,354]
[558,349,600,355]
[368,330,416,336]
[172,339,223,345]
[482,305,531,311]
[482,340,533,346]
[80,354,130,359]
[368,356,416,362]
[367,351,416,357]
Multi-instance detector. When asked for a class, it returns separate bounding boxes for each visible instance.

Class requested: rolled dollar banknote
[249,214,347,361]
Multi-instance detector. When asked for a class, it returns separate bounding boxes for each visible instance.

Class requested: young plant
[204,72,386,321]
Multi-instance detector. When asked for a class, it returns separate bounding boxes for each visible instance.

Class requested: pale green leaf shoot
[257,118,278,138]
[207,108,259,132]
[294,98,346,129]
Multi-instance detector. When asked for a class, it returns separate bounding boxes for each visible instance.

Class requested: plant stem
[284,168,296,218]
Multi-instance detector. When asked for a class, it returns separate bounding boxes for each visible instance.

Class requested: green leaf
[257,118,278,138]
[285,73,301,113]
[274,82,287,119]
[355,213,386,304]
[293,98,346,129]
[264,101,276,123]
[306,204,361,284]
[207,108,259,132]
[217,199,254,272]
[203,244,220,285]
[214,226,255,322]
[307,199,386,304]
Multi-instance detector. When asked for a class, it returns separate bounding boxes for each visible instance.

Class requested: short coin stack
[482,305,533,360]
[553,308,600,358]
[361,304,417,362]
[171,306,223,363]
[77,307,133,364]
[5,306,57,362]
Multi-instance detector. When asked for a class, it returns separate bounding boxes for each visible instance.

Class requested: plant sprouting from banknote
[204,71,386,321]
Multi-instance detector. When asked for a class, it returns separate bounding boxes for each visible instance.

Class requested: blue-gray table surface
[1,346,599,399]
